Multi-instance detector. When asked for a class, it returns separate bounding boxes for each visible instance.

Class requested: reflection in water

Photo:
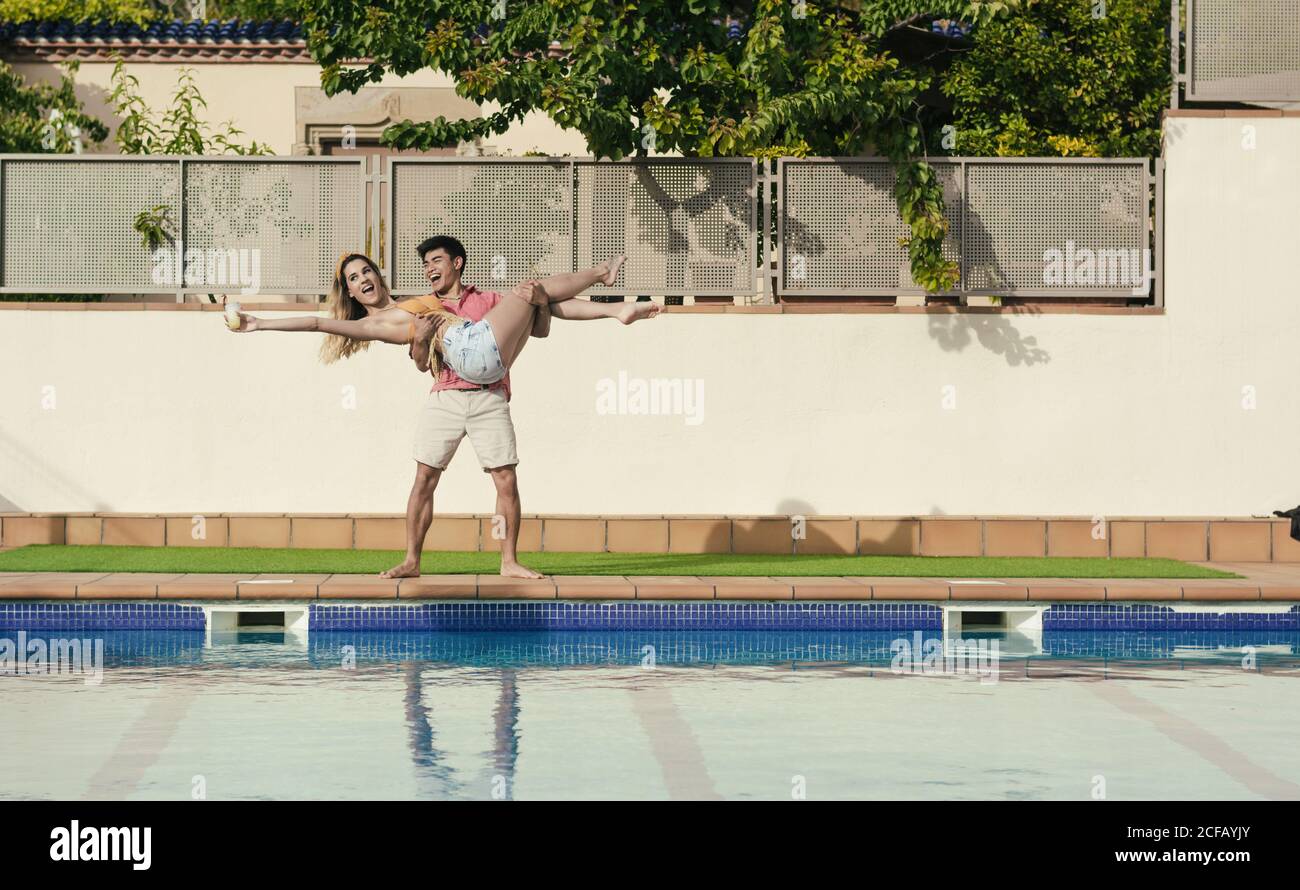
[3,629,1296,670]
[2,629,1298,801]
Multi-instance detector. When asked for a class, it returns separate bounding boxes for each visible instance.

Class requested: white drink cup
[225,301,242,330]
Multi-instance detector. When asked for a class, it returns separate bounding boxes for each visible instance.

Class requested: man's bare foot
[500,560,544,580]
[380,559,421,579]
[617,300,662,325]
[598,255,625,286]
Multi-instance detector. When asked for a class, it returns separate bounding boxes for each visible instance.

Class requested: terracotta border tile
[101,517,165,547]
[856,519,920,556]
[1109,521,1146,558]
[870,580,950,601]
[706,577,794,600]
[1145,521,1208,561]
[1259,586,1300,601]
[634,577,715,600]
[1046,521,1109,558]
[237,574,325,599]
[1271,523,1300,561]
[0,516,66,547]
[984,521,1045,558]
[77,573,184,599]
[606,519,669,554]
[667,518,731,554]
[397,575,477,599]
[425,517,481,552]
[229,517,292,549]
[480,518,543,553]
[0,573,108,599]
[66,517,103,546]
[1026,584,1106,601]
[1180,585,1260,602]
[732,519,794,555]
[1208,521,1271,562]
[920,520,981,557]
[787,578,871,600]
[1105,583,1182,601]
[290,517,354,550]
[796,520,855,555]
[552,576,635,599]
[157,574,246,600]
[951,584,1028,601]
[318,575,399,600]
[162,516,230,548]
[477,575,557,600]
[542,518,606,552]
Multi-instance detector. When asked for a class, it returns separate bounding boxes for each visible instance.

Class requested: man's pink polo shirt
[429,283,511,402]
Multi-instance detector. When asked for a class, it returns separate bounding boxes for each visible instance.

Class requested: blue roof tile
[0,18,304,44]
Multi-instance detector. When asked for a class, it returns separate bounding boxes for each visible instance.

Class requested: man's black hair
[416,235,467,271]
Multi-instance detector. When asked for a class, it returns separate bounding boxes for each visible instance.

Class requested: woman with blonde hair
[229,250,659,381]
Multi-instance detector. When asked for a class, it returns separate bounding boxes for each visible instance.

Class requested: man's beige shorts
[413,388,518,472]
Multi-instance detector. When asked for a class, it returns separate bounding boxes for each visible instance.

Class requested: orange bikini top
[395,295,459,375]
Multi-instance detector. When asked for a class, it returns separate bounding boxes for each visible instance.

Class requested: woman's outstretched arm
[230,310,412,345]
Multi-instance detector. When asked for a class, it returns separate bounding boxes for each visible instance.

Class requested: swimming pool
[3,620,1298,801]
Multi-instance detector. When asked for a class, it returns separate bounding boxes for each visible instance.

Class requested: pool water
[2,630,1298,801]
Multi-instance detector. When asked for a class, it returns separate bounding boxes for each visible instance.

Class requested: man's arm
[410,314,438,373]
[530,300,552,338]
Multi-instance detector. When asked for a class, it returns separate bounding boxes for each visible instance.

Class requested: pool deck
[0,562,1298,601]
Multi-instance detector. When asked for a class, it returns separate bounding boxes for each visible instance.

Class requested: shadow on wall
[926,311,1051,367]
[0,427,110,514]
[927,181,1051,367]
[776,498,844,553]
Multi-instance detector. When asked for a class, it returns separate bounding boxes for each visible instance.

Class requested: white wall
[12,61,591,158]
[2,116,1299,516]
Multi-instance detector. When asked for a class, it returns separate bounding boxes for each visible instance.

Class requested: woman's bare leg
[481,290,539,369]
[484,256,661,370]
[551,297,663,325]
[527,255,624,303]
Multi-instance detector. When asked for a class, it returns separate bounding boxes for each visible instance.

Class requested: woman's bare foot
[500,560,544,579]
[617,301,662,325]
[380,558,421,579]
[598,255,625,286]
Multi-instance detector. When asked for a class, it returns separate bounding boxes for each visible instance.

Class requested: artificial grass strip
[0,545,1238,579]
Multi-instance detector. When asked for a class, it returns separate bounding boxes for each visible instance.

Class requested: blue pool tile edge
[0,601,1295,631]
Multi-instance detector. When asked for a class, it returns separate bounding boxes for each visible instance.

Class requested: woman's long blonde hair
[319,252,388,364]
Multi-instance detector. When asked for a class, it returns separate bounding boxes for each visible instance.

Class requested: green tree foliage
[0,59,108,152]
[303,0,1016,291]
[108,56,274,154]
[203,0,306,18]
[0,0,156,24]
[939,0,1168,157]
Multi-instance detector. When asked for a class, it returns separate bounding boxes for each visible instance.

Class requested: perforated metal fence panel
[779,159,962,296]
[574,159,757,298]
[2,154,1151,301]
[963,161,1148,295]
[388,159,573,296]
[0,156,363,296]
[1,158,179,293]
[183,159,364,294]
[778,158,1149,298]
[1187,0,1300,101]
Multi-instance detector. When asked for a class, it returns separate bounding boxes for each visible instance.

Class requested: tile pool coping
[0,601,1297,632]
[0,571,1298,602]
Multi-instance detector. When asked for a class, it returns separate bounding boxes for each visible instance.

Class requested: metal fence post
[959,158,969,303]
[1171,0,1181,109]
[176,157,186,304]
[1154,158,1165,309]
